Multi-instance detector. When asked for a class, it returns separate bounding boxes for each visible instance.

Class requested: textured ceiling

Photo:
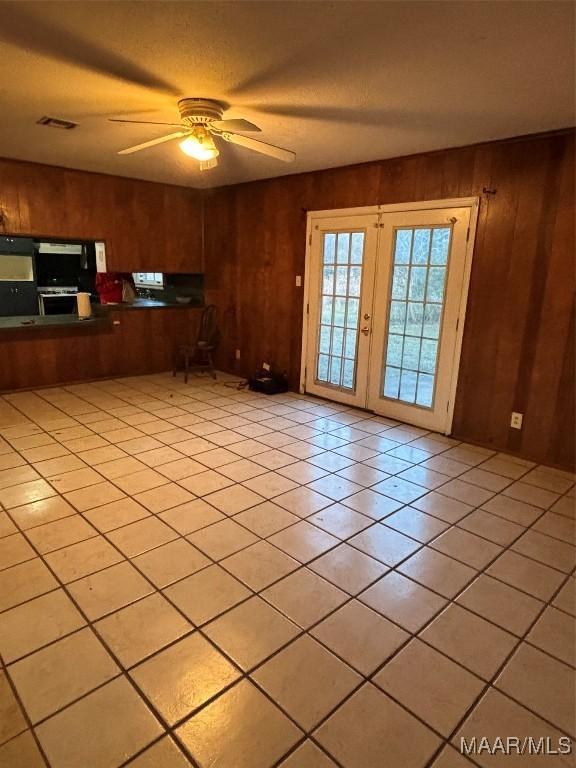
[0,1,574,189]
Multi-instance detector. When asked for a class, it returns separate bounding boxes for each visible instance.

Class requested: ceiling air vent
[36,116,78,130]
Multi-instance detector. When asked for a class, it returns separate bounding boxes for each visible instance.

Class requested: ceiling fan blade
[118,131,189,155]
[109,119,185,127]
[0,5,179,95]
[200,157,219,172]
[217,132,295,163]
[210,119,261,133]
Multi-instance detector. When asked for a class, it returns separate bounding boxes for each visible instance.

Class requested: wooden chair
[173,304,220,383]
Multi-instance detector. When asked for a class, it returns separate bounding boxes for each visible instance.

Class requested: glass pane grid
[383,226,451,409]
[316,231,364,391]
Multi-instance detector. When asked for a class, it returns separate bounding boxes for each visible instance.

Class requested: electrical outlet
[262,362,271,372]
[235,349,241,360]
[510,412,523,430]
[295,275,302,287]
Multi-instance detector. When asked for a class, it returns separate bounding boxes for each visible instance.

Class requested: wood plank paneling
[0,308,200,391]
[0,158,203,272]
[203,130,575,469]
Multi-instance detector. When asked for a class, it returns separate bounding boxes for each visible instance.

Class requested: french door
[303,200,477,433]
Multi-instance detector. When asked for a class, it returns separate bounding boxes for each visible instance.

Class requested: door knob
[361,326,370,336]
[363,313,371,320]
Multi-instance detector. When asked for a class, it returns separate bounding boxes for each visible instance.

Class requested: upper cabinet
[0,159,203,273]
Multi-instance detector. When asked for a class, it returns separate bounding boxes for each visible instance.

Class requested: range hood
[37,242,83,255]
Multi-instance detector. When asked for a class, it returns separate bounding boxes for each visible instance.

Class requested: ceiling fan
[109,98,296,170]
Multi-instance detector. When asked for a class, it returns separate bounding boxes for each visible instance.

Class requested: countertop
[100,299,203,310]
[0,313,109,331]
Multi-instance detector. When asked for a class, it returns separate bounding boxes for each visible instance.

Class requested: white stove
[37,287,79,315]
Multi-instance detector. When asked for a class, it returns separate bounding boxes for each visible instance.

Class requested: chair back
[197,304,220,347]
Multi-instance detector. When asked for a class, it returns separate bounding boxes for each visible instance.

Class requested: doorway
[301,199,478,433]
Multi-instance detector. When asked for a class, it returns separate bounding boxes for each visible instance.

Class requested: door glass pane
[381,225,452,408]
[316,230,365,391]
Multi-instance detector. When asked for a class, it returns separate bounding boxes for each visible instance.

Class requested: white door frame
[300,197,479,434]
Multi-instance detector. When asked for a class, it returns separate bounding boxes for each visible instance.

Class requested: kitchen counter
[0,313,109,331]
[100,299,203,310]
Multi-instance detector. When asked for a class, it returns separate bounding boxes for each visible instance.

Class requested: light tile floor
[0,372,574,768]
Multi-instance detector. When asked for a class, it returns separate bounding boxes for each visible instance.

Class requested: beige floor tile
[458,509,525,546]
[96,456,148,480]
[533,511,575,545]
[63,480,126,512]
[374,638,485,736]
[128,737,191,768]
[496,642,575,735]
[32,454,87,478]
[204,596,300,670]
[553,579,576,616]
[457,574,543,636]
[512,529,576,573]
[437,480,494,508]
[432,526,504,571]
[134,483,195,513]
[412,491,473,523]
[486,549,566,601]
[398,547,476,598]
[383,506,449,543]
[136,445,183,467]
[178,469,234,496]
[482,494,545,526]
[309,542,387,594]
[42,521,119,582]
[306,475,364,503]
[420,603,517,680]
[177,679,302,768]
[308,503,372,539]
[0,558,58,612]
[0,464,40,490]
[9,495,76,530]
[77,445,127,465]
[95,592,192,668]
[9,627,119,723]
[130,633,240,725]
[84,497,151,532]
[252,635,361,730]
[106,516,178,557]
[204,484,266,514]
[0,511,16,538]
[165,564,251,625]
[268,521,339,563]
[455,688,572,768]
[0,589,85,663]
[156,457,206,481]
[273,486,333,517]
[342,488,403,520]
[429,746,476,768]
[526,606,575,666]
[218,458,270,481]
[312,600,408,675]
[68,561,154,620]
[277,460,329,484]
[477,456,529,479]
[188,518,257,559]
[114,468,170,495]
[159,497,225,534]
[359,571,447,632]
[503,481,560,510]
[48,467,104,494]
[0,479,57,509]
[36,677,162,768]
[133,538,210,588]
[336,463,389,488]
[0,533,36,570]
[262,568,347,629]
[0,730,46,768]
[0,670,27,745]
[279,741,338,767]
[24,515,97,554]
[221,540,300,590]
[459,467,511,492]
[234,501,299,537]
[349,524,421,566]
[315,683,441,768]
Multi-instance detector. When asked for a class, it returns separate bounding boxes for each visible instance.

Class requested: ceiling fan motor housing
[178,98,224,125]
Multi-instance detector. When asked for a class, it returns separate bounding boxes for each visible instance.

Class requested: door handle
[360,326,370,336]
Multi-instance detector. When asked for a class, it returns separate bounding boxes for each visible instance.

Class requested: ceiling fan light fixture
[179,128,219,161]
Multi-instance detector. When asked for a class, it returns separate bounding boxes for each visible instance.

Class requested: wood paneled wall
[203,130,575,469]
[0,308,200,391]
[0,159,204,272]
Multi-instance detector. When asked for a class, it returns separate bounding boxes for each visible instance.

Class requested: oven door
[40,294,78,315]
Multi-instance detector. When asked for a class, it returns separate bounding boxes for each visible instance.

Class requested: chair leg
[208,351,216,379]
